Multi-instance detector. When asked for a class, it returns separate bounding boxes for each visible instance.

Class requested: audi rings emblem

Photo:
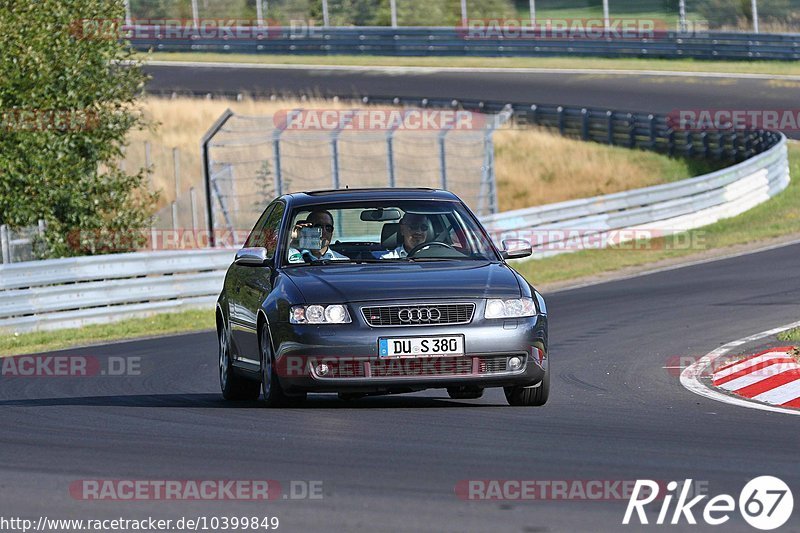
[398,307,442,323]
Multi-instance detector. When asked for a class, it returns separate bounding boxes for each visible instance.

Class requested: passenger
[381,213,431,259]
[287,210,349,263]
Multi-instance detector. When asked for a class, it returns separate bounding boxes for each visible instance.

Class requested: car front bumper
[271,306,548,394]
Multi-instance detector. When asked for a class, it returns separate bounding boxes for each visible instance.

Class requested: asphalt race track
[143,63,800,139]
[1,65,798,532]
[2,242,800,532]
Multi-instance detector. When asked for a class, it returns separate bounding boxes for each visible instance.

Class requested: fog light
[508,356,523,371]
[316,363,330,376]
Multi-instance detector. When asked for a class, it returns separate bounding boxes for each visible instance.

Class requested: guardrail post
[668,130,676,157]
[172,147,181,200]
[581,108,589,141]
[648,114,656,149]
[387,132,396,187]
[606,110,614,145]
[701,132,710,159]
[171,202,178,233]
[628,113,636,148]
[189,187,198,234]
[557,106,565,136]
[530,104,538,126]
[0,225,9,264]
[686,131,694,157]
[272,132,283,196]
[438,128,450,190]
[191,0,199,29]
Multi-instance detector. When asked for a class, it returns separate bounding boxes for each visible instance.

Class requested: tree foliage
[0,0,157,257]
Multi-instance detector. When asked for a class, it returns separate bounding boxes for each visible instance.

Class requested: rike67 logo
[623,477,794,530]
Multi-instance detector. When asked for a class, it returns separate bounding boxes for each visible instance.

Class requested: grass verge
[515,142,800,285]
[145,52,800,77]
[0,309,214,357]
[777,328,800,343]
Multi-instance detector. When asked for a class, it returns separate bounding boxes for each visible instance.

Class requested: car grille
[361,303,475,327]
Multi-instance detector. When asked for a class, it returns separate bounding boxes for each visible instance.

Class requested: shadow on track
[0,393,507,409]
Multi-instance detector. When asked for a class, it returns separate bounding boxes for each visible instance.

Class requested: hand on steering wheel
[407,241,455,257]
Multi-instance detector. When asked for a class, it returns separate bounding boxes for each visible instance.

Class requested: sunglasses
[312,223,334,232]
[403,224,429,232]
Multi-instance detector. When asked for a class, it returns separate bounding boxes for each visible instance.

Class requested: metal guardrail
[0,249,234,333]
[483,134,789,257]
[129,26,800,60]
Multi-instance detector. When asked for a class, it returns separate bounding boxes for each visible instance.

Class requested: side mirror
[234,247,269,266]
[501,239,532,260]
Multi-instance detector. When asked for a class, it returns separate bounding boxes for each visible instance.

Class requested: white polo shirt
[287,247,349,263]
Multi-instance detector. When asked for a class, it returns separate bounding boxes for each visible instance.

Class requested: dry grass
[128,96,716,213]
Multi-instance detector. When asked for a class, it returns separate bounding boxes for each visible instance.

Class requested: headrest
[381,223,401,249]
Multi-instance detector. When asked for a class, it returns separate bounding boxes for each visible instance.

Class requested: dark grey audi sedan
[216,188,548,406]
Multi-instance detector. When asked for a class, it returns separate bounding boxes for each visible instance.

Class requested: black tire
[504,367,549,406]
[260,324,297,407]
[447,386,484,400]
[219,325,260,401]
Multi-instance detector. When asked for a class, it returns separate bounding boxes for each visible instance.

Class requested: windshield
[282,200,498,266]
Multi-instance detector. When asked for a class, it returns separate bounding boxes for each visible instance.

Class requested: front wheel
[219,325,260,401]
[504,367,549,406]
[260,324,303,407]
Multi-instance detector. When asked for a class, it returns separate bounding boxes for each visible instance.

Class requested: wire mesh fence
[125,0,800,32]
[0,221,46,264]
[201,107,508,244]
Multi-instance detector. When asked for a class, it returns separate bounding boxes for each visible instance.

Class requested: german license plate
[378,336,464,358]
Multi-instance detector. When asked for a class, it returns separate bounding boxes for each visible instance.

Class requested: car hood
[282,261,521,303]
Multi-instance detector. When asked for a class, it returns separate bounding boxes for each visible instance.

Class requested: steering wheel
[407,241,455,257]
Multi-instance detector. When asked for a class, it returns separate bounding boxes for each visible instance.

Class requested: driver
[287,209,349,263]
[381,213,431,259]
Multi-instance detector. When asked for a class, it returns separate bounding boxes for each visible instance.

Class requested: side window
[244,204,274,249]
[243,202,285,258]
[262,202,285,258]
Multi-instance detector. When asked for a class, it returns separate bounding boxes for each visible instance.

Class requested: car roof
[283,188,460,207]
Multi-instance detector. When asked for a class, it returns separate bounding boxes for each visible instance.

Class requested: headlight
[290,304,352,324]
[484,298,536,319]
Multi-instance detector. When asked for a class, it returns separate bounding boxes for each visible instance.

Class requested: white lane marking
[713,352,792,380]
[753,379,800,404]
[717,363,799,391]
[144,60,800,81]
[680,320,800,416]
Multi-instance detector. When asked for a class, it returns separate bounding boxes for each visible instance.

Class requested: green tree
[0,0,157,257]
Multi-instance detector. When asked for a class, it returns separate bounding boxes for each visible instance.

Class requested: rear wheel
[219,325,260,401]
[447,386,484,400]
[504,366,549,406]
